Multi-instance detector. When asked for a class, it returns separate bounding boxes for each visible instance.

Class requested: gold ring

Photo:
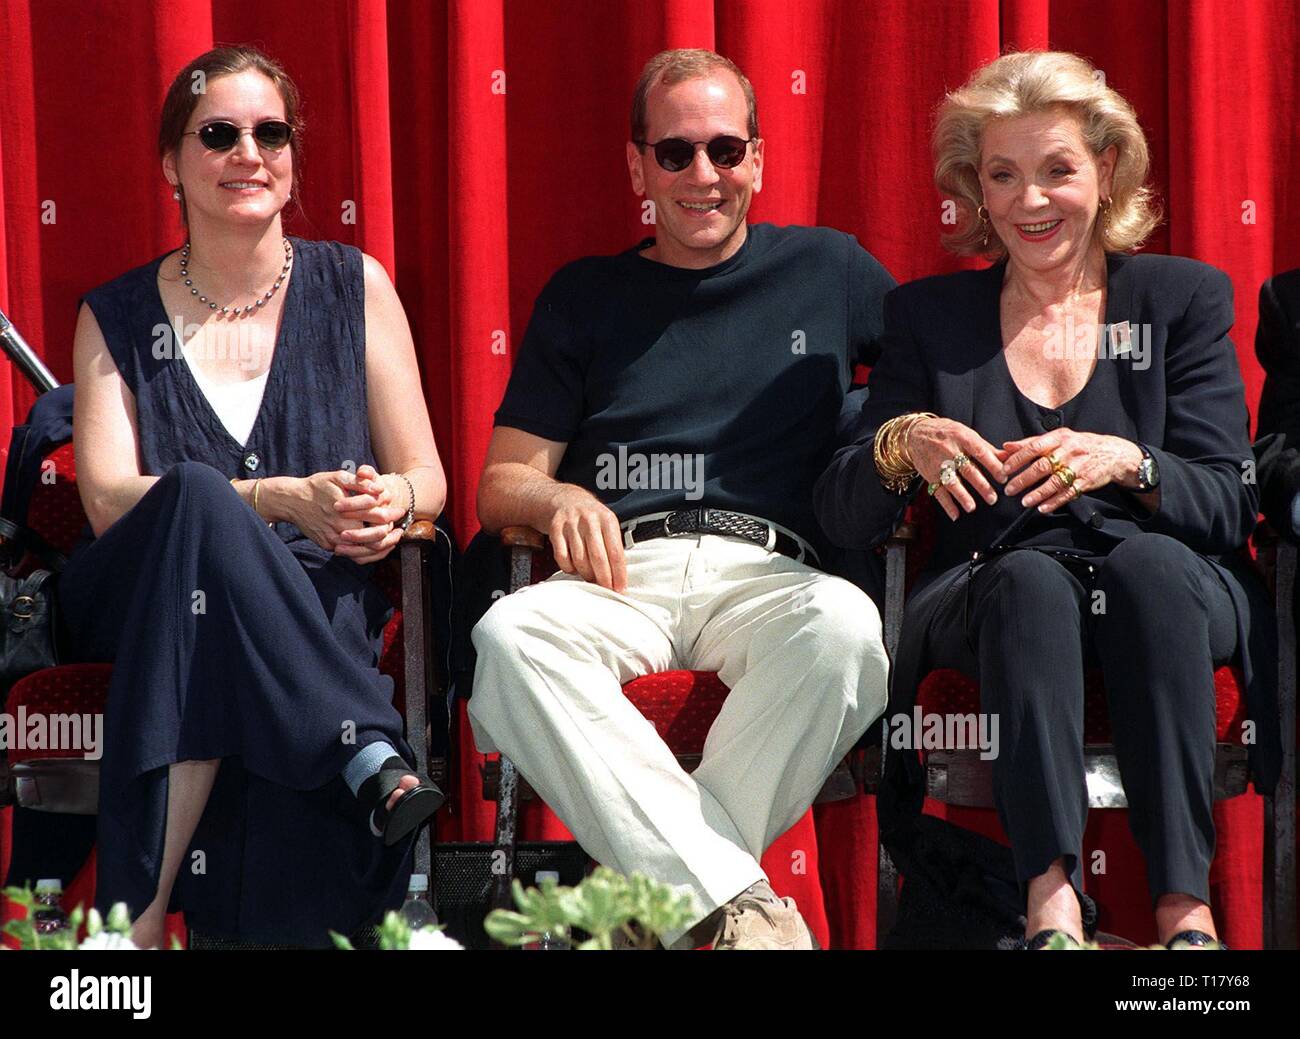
[952,453,970,471]
[927,482,939,496]
[1056,465,1077,488]
[1045,452,1061,468]
[1070,484,1082,500]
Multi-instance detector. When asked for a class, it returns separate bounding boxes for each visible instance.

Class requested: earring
[977,203,990,247]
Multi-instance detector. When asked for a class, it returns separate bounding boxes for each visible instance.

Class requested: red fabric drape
[1,0,1297,949]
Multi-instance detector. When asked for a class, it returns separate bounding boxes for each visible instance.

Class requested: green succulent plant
[484,866,697,950]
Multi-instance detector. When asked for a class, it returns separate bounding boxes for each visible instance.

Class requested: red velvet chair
[875,497,1297,949]
[480,525,865,945]
[0,440,447,937]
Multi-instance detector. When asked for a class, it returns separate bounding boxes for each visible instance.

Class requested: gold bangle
[874,411,936,494]
[874,417,915,492]
[892,411,936,469]
[253,477,264,518]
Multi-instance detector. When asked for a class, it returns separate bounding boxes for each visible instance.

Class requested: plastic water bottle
[531,870,570,950]
[400,873,438,929]
[33,879,70,935]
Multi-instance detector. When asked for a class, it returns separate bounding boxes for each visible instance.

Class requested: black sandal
[357,756,445,846]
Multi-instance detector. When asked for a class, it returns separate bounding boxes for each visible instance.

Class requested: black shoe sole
[383,783,445,846]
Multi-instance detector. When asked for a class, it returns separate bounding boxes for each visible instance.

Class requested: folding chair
[874,498,1297,949]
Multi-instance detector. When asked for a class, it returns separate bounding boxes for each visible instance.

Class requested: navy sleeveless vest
[79,236,378,560]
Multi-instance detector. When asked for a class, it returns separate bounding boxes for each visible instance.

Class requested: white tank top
[182,348,270,448]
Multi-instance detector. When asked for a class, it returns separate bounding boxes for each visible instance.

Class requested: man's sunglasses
[634,135,755,173]
[182,120,295,152]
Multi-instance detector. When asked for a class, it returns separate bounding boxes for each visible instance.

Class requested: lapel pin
[1109,320,1133,358]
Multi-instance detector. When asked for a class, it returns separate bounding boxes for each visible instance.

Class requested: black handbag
[0,515,66,695]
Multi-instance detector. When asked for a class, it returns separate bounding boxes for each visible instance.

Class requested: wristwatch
[1135,443,1160,492]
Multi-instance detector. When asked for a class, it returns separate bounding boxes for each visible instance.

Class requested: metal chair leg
[400,538,433,882]
[1266,540,1297,949]
[875,534,909,947]
[490,755,520,911]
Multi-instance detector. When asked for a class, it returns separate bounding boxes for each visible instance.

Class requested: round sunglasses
[182,120,294,152]
[635,135,755,173]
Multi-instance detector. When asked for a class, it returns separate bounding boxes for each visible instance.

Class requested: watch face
[1139,454,1159,489]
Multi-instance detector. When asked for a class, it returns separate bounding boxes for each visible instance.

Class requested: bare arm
[361,253,446,520]
[323,253,447,563]
[478,425,626,592]
[72,303,159,536]
[477,426,570,533]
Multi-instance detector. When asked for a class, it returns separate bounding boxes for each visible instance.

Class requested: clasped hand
[295,463,408,564]
[906,418,1142,522]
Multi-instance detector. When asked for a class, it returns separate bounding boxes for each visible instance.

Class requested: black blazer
[818,252,1258,554]
[815,252,1280,832]
[1254,268,1300,534]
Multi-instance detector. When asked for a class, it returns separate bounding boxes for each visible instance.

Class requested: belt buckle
[664,508,703,537]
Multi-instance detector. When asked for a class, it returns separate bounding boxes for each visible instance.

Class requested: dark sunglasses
[635,135,755,173]
[182,120,294,152]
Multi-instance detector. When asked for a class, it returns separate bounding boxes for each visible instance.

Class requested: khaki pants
[469,533,889,947]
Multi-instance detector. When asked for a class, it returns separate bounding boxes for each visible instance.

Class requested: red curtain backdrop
[1,0,1297,948]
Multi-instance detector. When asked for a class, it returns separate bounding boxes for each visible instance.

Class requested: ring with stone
[927,482,939,496]
[952,453,971,471]
[938,461,958,486]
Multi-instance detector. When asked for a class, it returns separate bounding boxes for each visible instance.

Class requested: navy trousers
[923,532,1238,906]
[57,461,413,945]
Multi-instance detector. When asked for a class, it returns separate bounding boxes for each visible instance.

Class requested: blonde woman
[817,51,1278,949]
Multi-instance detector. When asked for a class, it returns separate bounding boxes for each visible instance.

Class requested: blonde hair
[934,50,1160,258]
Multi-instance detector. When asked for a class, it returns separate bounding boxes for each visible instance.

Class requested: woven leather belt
[622,508,817,564]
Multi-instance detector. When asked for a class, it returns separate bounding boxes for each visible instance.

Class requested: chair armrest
[500,525,546,551]
[401,519,438,542]
[886,521,917,545]
[498,526,547,592]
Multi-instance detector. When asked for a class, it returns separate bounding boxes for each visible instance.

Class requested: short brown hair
[630,49,758,143]
[159,45,304,226]
[934,50,1160,257]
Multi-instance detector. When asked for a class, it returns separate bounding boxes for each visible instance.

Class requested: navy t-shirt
[494,222,895,547]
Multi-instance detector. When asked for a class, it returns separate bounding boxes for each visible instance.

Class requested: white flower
[78,932,140,951]
[405,928,463,951]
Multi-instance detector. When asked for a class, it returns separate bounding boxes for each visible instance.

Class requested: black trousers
[924,532,1237,906]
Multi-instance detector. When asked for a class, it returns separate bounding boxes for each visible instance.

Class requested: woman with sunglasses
[816,51,1279,949]
[59,45,446,948]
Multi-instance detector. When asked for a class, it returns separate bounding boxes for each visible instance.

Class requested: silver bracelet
[395,473,415,530]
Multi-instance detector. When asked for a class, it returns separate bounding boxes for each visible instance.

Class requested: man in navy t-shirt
[469,48,894,950]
